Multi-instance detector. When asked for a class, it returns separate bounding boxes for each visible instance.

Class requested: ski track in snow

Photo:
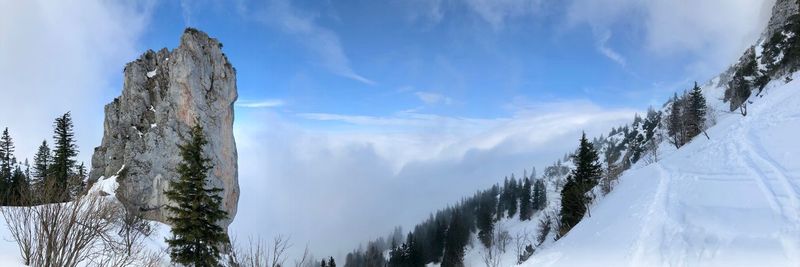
[524,74,800,267]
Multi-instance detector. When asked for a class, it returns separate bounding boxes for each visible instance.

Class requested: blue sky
[138,0,758,121]
[0,0,776,262]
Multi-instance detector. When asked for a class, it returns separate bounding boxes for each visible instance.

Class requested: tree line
[344,169,550,267]
[0,112,85,206]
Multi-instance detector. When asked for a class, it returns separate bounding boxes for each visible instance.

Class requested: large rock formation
[764,0,800,40]
[89,28,239,228]
[717,0,800,89]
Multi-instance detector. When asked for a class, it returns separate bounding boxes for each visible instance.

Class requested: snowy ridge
[523,72,800,266]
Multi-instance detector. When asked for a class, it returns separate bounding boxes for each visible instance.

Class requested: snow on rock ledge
[88,28,239,229]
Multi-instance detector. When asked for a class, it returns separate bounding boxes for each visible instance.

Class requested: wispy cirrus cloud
[236,99,285,108]
[596,30,626,66]
[415,91,453,105]
[465,0,543,30]
[403,0,544,30]
[567,0,775,75]
[250,0,375,85]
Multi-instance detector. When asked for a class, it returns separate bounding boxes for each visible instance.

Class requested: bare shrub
[481,226,511,267]
[513,227,533,264]
[537,213,553,246]
[0,180,164,267]
[234,235,293,267]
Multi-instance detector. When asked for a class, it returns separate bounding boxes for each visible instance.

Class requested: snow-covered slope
[524,73,800,266]
[0,172,172,266]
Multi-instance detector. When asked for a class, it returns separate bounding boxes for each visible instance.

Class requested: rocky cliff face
[89,28,239,228]
[764,0,800,40]
[717,0,799,88]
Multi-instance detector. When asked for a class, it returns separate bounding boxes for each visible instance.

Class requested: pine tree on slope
[165,124,229,266]
[532,179,547,211]
[441,209,469,267]
[558,133,602,237]
[519,177,533,221]
[51,112,78,202]
[687,82,707,139]
[506,175,518,218]
[476,189,497,248]
[496,177,509,221]
[667,94,685,148]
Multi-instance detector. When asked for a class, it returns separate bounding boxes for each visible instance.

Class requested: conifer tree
[69,162,87,198]
[506,175,518,218]
[572,133,602,196]
[8,164,28,206]
[532,179,547,211]
[519,177,533,221]
[51,112,78,201]
[329,257,336,267]
[496,177,509,221]
[667,94,685,148]
[165,124,229,266]
[0,128,15,202]
[476,189,497,248]
[687,82,707,139]
[559,133,602,237]
[32,140,51,199]
[441,210,468,267]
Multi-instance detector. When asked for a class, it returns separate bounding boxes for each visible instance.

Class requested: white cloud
[567,0,775,76]
[252,0,375,85]
[465,0,543,30]
[414,91,453,105]
[230,100,638,260]
[596,30,626,66]
[236,99,285,108]
[402,0,444,24]
[400,0,543,30]
[0,0,151,164]
[179,0,193,26]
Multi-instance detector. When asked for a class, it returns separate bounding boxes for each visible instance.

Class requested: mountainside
[345,1,800,267]
[88,28,240,228]
[525,72,800,266]
[521,1,800,265]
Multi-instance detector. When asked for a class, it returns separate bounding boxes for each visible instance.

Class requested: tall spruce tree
[0,128,15,202]
[667,94,685,148]
[476,189,497,248]
[519,177,533,221]
[506,175,518,218]
[51,112,78,201]
[559,133,602,237]
[165,124,229,266]
[441,209,468,267]
[687,82,707,139]
[496,177,509,221]
[32,140,51,199]
[532,179,547,211]
[8,164,28,206]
